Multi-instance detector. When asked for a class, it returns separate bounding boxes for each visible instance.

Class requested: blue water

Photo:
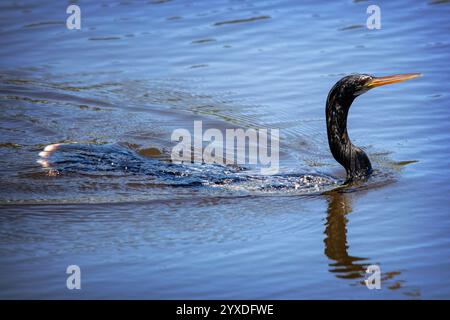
[0,0,449,299]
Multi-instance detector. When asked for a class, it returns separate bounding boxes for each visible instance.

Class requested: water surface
[0,0,450,299]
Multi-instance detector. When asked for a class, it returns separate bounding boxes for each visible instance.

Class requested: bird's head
[331,73,422,103]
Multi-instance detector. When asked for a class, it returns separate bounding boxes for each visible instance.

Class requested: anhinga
[38,73,421,189]
[326,73,420,182]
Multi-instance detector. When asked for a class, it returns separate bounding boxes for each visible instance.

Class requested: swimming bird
[37,73,420,192]
[325,73,420,182]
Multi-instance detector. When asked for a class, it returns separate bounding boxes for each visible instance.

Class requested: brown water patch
[0,143,21,149]
[138,147,162,158]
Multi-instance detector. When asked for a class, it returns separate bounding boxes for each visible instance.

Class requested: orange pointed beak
[366,73,422,89]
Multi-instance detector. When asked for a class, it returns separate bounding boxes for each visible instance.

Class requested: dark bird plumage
[325,73,420,182]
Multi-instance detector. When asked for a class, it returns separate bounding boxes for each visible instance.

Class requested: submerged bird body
[37,73,420,191]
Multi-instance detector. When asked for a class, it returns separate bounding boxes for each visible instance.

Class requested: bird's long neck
[326,90,372,181]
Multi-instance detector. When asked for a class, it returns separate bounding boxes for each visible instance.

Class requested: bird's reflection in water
[323,188,415,294]
[324,189,369,280]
